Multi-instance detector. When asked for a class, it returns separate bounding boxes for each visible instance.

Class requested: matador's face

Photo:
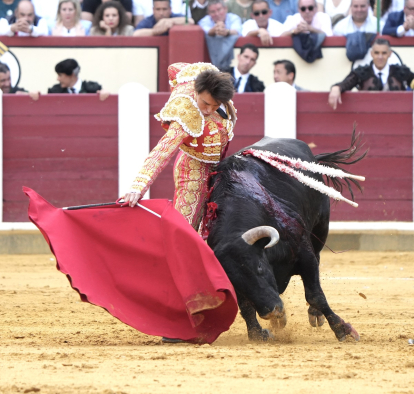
[195,91,221,117]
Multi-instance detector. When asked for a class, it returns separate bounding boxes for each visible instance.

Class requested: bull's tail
[315,126,368,201]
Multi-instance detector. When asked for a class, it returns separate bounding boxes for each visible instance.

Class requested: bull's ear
[241,226,279,249]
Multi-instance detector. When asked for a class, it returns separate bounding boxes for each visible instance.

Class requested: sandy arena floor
[0,251,413,393]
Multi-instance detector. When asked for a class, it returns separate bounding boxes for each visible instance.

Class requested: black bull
[206,134,365,342]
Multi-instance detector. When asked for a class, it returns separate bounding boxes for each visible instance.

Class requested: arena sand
[0,251,413,394]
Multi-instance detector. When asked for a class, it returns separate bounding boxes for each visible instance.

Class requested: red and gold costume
[129,62,237,229]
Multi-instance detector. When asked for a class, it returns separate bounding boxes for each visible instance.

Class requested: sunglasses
[300,5,314,11]
[253,9,269,16]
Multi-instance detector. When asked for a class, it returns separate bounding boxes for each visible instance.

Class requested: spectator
[227,44,265,92]
[52,0,86,36]
[134,0,191,36]
[372,0,405,24]
[0,0,49,36]
[91,1,134,35]
[316,0,351,26]
[281,0,333,36]
[0,0,20,20]
[333,0,382,35]
[267,0,298,23]
[48,58,110,101]
[383,0,414,36]
[273,59,305,89]
[328,38,414,109]
[199,0,242,69]
[133,0,188,26]
[226,0,253,23]
[82,0,133,24]
[0,62,40,99]
[242,0,284,46]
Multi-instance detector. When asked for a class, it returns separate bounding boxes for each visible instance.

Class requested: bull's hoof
[308,313,325,327]
[270,310,287,330]
[334,321,360,342]
[248,328,274,342]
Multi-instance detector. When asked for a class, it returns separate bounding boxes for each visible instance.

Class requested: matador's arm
[128,121,188,197]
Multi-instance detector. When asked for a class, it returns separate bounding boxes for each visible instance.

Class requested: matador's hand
[123,191,142,207]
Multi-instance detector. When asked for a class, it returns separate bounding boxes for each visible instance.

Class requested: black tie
[378,72,383,91]
[234,77,242,92]
[69,87,75,93]
[216,107,228,119]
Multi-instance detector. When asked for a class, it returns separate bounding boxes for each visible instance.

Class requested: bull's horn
[241,226,280,249]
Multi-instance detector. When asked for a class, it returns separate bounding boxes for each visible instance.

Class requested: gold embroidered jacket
[129,62,237,196]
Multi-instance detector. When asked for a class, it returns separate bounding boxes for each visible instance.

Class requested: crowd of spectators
[0,0,413,101]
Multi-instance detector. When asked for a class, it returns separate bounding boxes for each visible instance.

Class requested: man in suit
[328,38,414,109]
[48,59,109,101]
[273,59,305,90]
[228,43,265,92]
[383,0,414,37]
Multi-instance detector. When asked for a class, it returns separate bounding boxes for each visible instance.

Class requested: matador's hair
[195,70,234,103]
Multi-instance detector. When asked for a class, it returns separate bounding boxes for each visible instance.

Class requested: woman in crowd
[52,0,86,36]
[90,1,134,35]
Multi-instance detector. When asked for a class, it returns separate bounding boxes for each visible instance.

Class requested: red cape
[24,187,238,344]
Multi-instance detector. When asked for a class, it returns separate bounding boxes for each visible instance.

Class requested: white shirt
[333,14,383,35]
[396,15,414,37]
[31,0,59,21]
[242,18,284,37]
[0,17,49,36]
[234,67,250,93]
[372,63,389,86]
[316,0,351,19]
[133,0,187,17]
[282,12,333,36]
[69,78,83,94]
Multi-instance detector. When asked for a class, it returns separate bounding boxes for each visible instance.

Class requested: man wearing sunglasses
[242,0,283,45]
[281,0,332,36]
[333,0,381,35]
[382,0,414,37]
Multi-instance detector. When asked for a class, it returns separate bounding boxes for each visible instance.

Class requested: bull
[205,132,365,342]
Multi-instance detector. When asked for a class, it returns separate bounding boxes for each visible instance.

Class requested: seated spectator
[134,0,191,36]
[333,0,382,35]
[268,0,298,23]
[372,0,405,24]
[316,0,351,26]
[48,58,110,101]
[227,44,265,92]
[91,1,134,35]
[242,0,284,46]
[383,0,414,36]
[0,0,20,20]
[273,59,305,89]
[328,38,414,109]
[199,0,242,69]
[52,0,86,36]
[281,0,333,36]
[0,62,40,99]
[133,0,188,26]
[227,0,253,23]
[0,0,49,36]
[82,0,133,24]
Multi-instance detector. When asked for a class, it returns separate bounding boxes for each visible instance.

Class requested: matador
[123,62,237,230]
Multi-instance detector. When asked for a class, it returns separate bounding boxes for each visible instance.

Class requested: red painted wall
[4,92,413,222]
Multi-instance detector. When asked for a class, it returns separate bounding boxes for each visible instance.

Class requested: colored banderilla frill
[242,149,366,208]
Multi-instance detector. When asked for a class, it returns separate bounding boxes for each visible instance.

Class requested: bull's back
[238,137,316,163]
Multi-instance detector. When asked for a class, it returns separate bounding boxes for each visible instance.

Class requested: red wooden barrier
[3,94,118,222]
[297,92,413,221]
[3,92,413,222]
